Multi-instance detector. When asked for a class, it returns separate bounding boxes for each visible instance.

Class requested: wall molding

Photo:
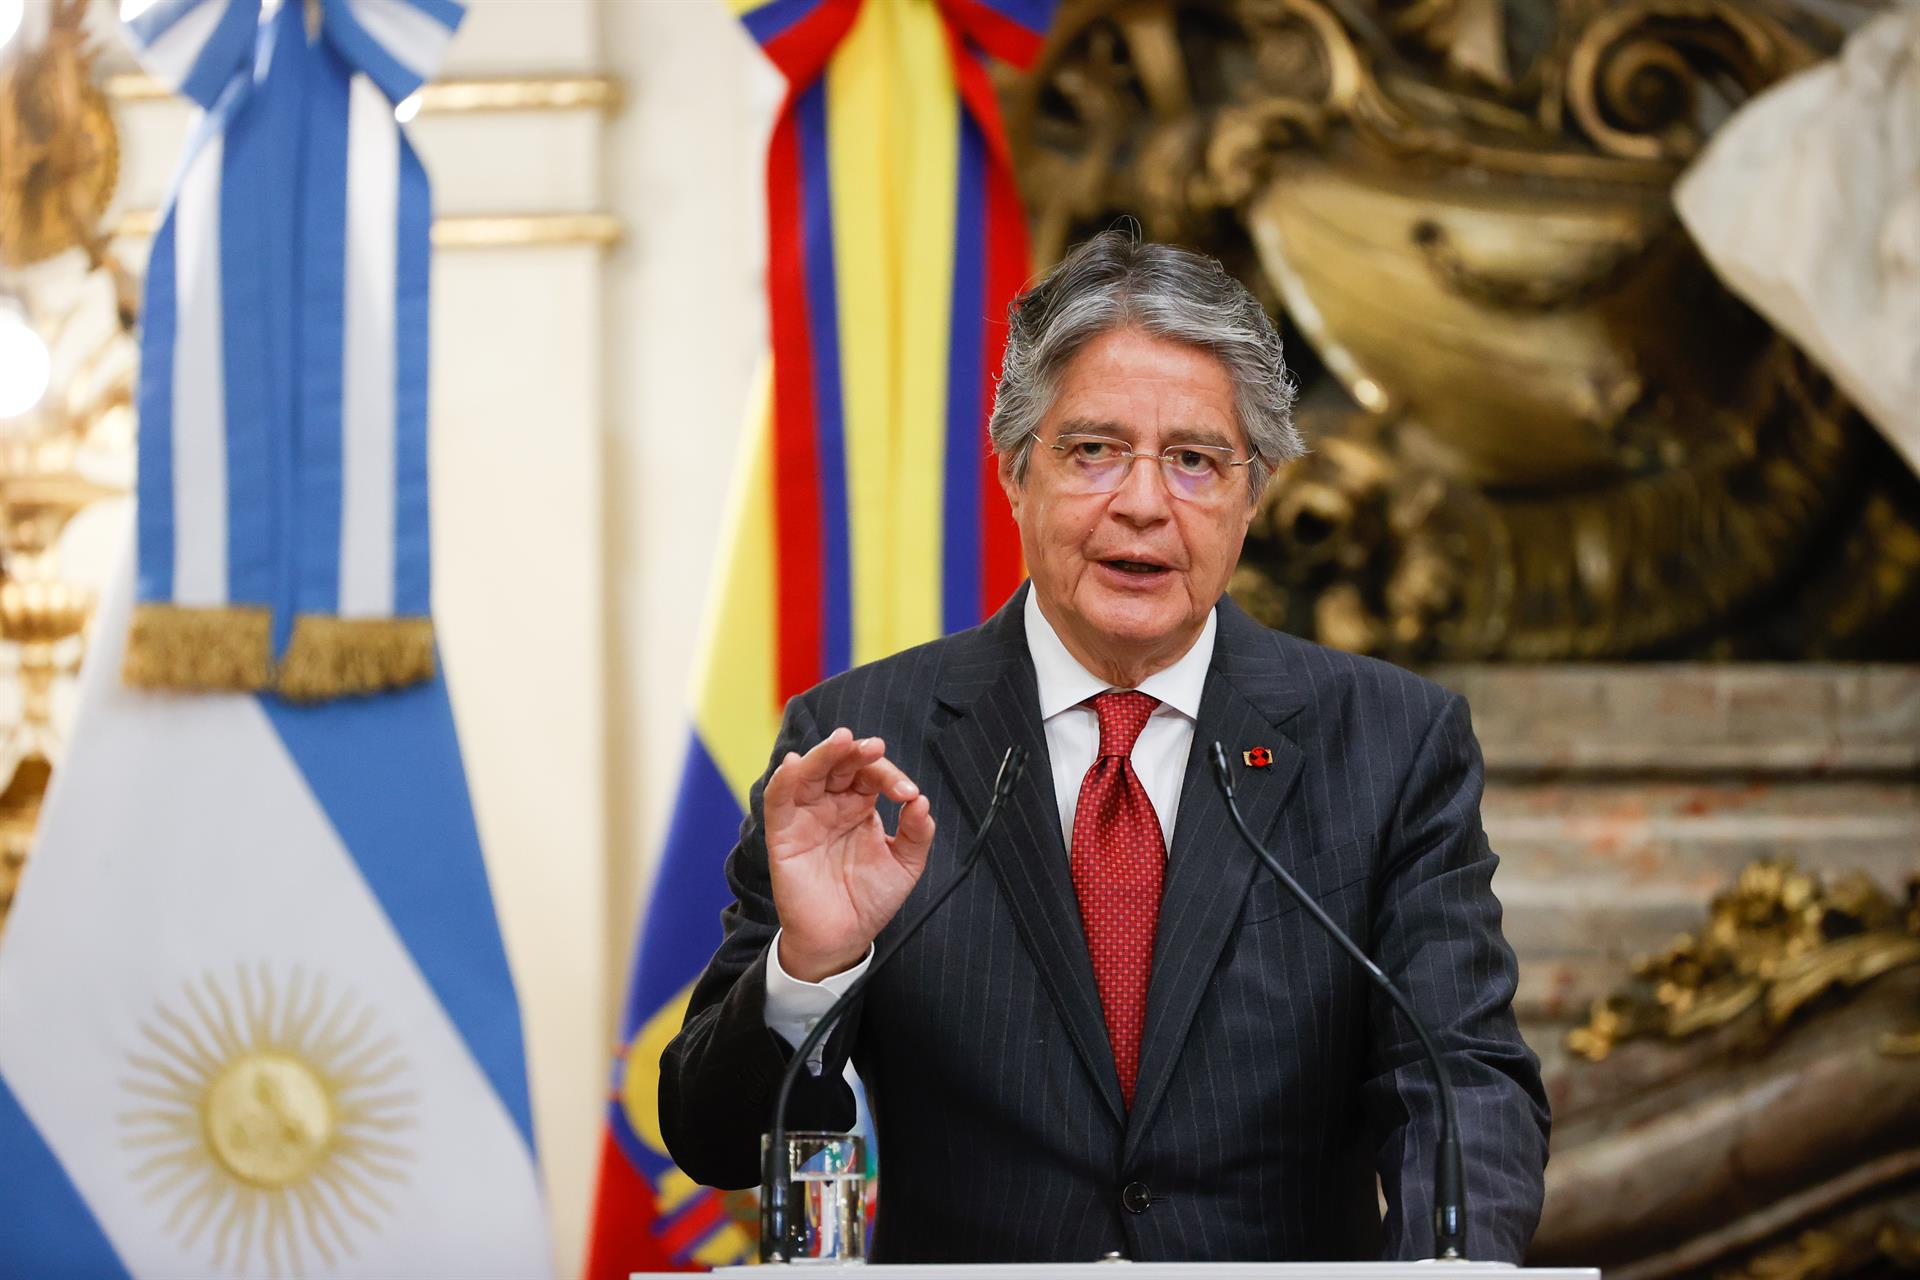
[112,210,624,251]
[105,73,626,116]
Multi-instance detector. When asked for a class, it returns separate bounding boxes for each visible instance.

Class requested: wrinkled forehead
[1040,331,1247,452]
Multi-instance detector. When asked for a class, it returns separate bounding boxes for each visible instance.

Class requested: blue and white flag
[0,0,554,1271]
[122,0,457,700]
[0,541,554,1278]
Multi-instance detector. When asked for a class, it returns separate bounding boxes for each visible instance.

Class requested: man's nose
[1108,455,1172,522]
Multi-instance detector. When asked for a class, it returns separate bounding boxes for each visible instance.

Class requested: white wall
[599,0,780,1045]
[422,3,778,1269]
[420,7,614,1271]
[66,0,780,1272]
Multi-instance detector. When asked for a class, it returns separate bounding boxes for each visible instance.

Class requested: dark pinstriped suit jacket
[660,585,1549,1262]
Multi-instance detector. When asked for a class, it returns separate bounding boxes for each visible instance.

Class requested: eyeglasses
[1030,431,1254,502]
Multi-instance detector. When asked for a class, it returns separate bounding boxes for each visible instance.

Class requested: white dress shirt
[1024,588,1215,849]
[763,591,1219,1064]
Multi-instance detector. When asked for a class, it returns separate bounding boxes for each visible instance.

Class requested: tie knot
[1089,690,1159,759]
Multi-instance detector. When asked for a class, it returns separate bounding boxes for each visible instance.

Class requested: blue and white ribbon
[123,0,461,697]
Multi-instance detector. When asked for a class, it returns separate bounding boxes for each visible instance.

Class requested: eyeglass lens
[1054,437,1230,500]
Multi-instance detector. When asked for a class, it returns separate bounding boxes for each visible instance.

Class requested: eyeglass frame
[1024,428,1257,502]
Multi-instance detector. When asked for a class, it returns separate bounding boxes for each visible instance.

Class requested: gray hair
[989,230,1303,504]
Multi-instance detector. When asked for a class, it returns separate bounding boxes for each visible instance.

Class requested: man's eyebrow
[1161,427,1236,450]
[1054,418,1131,438]
[1053,420,1236,450]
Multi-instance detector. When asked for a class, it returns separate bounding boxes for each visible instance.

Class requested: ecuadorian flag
[580,0,1055,1270]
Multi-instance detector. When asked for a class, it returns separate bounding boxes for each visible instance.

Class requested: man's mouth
[1101,558,1171,576]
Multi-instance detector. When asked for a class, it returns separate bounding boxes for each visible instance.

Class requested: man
[659,231,1549,1262]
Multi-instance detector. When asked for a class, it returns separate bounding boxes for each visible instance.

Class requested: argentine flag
[0,0,550,1271]
[0,542,553,1278]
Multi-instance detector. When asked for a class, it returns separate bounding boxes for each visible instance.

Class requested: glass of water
[761,1130,867,1263]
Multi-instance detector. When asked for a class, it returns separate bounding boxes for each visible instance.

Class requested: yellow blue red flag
[580,0,1054,1270]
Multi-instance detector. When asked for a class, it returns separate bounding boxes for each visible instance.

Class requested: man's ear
[997,453,1023,522]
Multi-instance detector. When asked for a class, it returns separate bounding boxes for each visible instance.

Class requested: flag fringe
[120,606,435,700]
[277,615,436,701]
[122,604,274,691]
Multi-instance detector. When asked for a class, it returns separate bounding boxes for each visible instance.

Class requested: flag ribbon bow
[736,0,1050,701]
[121,0,463,700]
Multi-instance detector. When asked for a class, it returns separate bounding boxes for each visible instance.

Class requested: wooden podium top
[642,1265,1600,1278]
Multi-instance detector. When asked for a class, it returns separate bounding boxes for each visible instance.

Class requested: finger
[787,727,860,785]
[888,795,936,876]
[762,748,814,806]
[847,757,920,804]
[824,736,887,791]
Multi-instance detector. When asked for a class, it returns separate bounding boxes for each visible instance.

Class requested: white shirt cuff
[763,929,874,1074]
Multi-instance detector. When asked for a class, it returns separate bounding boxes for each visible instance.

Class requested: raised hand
[764,727,936,982]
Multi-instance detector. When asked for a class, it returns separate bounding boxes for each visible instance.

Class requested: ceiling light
[0,0,25,54]
[0,299,52,419]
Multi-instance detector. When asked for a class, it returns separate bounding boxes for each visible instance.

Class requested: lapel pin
[1243,747,1273,769]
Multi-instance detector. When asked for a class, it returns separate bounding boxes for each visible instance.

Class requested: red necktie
[1070,690,1165,1107]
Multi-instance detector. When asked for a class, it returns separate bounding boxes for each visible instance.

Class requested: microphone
[761,743,1029,1262]
[1208,741,1469,1261]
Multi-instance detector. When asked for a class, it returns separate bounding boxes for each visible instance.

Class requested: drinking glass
[761,1130,866,1263]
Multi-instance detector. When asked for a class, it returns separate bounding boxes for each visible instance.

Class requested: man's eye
[1170,449,1217,475]
[1070,440,1117,462]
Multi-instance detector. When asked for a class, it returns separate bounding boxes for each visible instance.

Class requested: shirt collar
[1023,586,1216,723]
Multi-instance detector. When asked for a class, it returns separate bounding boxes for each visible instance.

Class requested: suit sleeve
[658,695,862,1191]
[1362,691,1551,1262]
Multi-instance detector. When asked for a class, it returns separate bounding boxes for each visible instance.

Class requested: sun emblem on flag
[118,965,416,1276]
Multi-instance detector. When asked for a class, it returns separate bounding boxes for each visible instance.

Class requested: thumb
[888,795,935,876]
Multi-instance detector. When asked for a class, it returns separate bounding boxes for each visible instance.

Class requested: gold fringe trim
[121,607,434,701]
[275,614,436,702]
[123,605,274,692]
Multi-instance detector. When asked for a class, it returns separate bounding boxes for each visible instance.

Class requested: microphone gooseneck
[761,744,1029,1262]
[1207,742,1469,1261]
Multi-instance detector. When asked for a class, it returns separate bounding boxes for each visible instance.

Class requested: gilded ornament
[114,209,627,251]
[0,3,135,935]
[1567,859,1920,1061]
[1007,0,1920,660]
[0,0,119,267]
[1877,1222,1920,1269]
[0,754,49,926]
[1720,1229,1848,1280]
[106,71,627,115]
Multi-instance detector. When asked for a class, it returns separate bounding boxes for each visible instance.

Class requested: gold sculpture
[1536,857,1920,1279]
[1568,858,1920,1061]
[0,361,128,939]
[1006,0,1920,661]
[0,0,135,933]
[0,0,119,270]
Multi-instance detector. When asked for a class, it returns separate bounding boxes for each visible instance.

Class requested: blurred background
[0,0,1915,1276]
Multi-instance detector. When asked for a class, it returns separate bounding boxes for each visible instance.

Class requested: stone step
[1428,665,1920,776]
[1408,665,1920,1026]
[1485,777,1917,1019]
[1482,779,1920,885]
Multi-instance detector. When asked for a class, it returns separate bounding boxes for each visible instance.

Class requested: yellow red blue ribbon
[583,0,1054,1269]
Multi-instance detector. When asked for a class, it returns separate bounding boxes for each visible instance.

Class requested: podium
[634,1266,1599,1278]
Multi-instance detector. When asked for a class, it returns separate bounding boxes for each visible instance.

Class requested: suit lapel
[929,588,1129,1126]
[1124,598,1307,1162]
